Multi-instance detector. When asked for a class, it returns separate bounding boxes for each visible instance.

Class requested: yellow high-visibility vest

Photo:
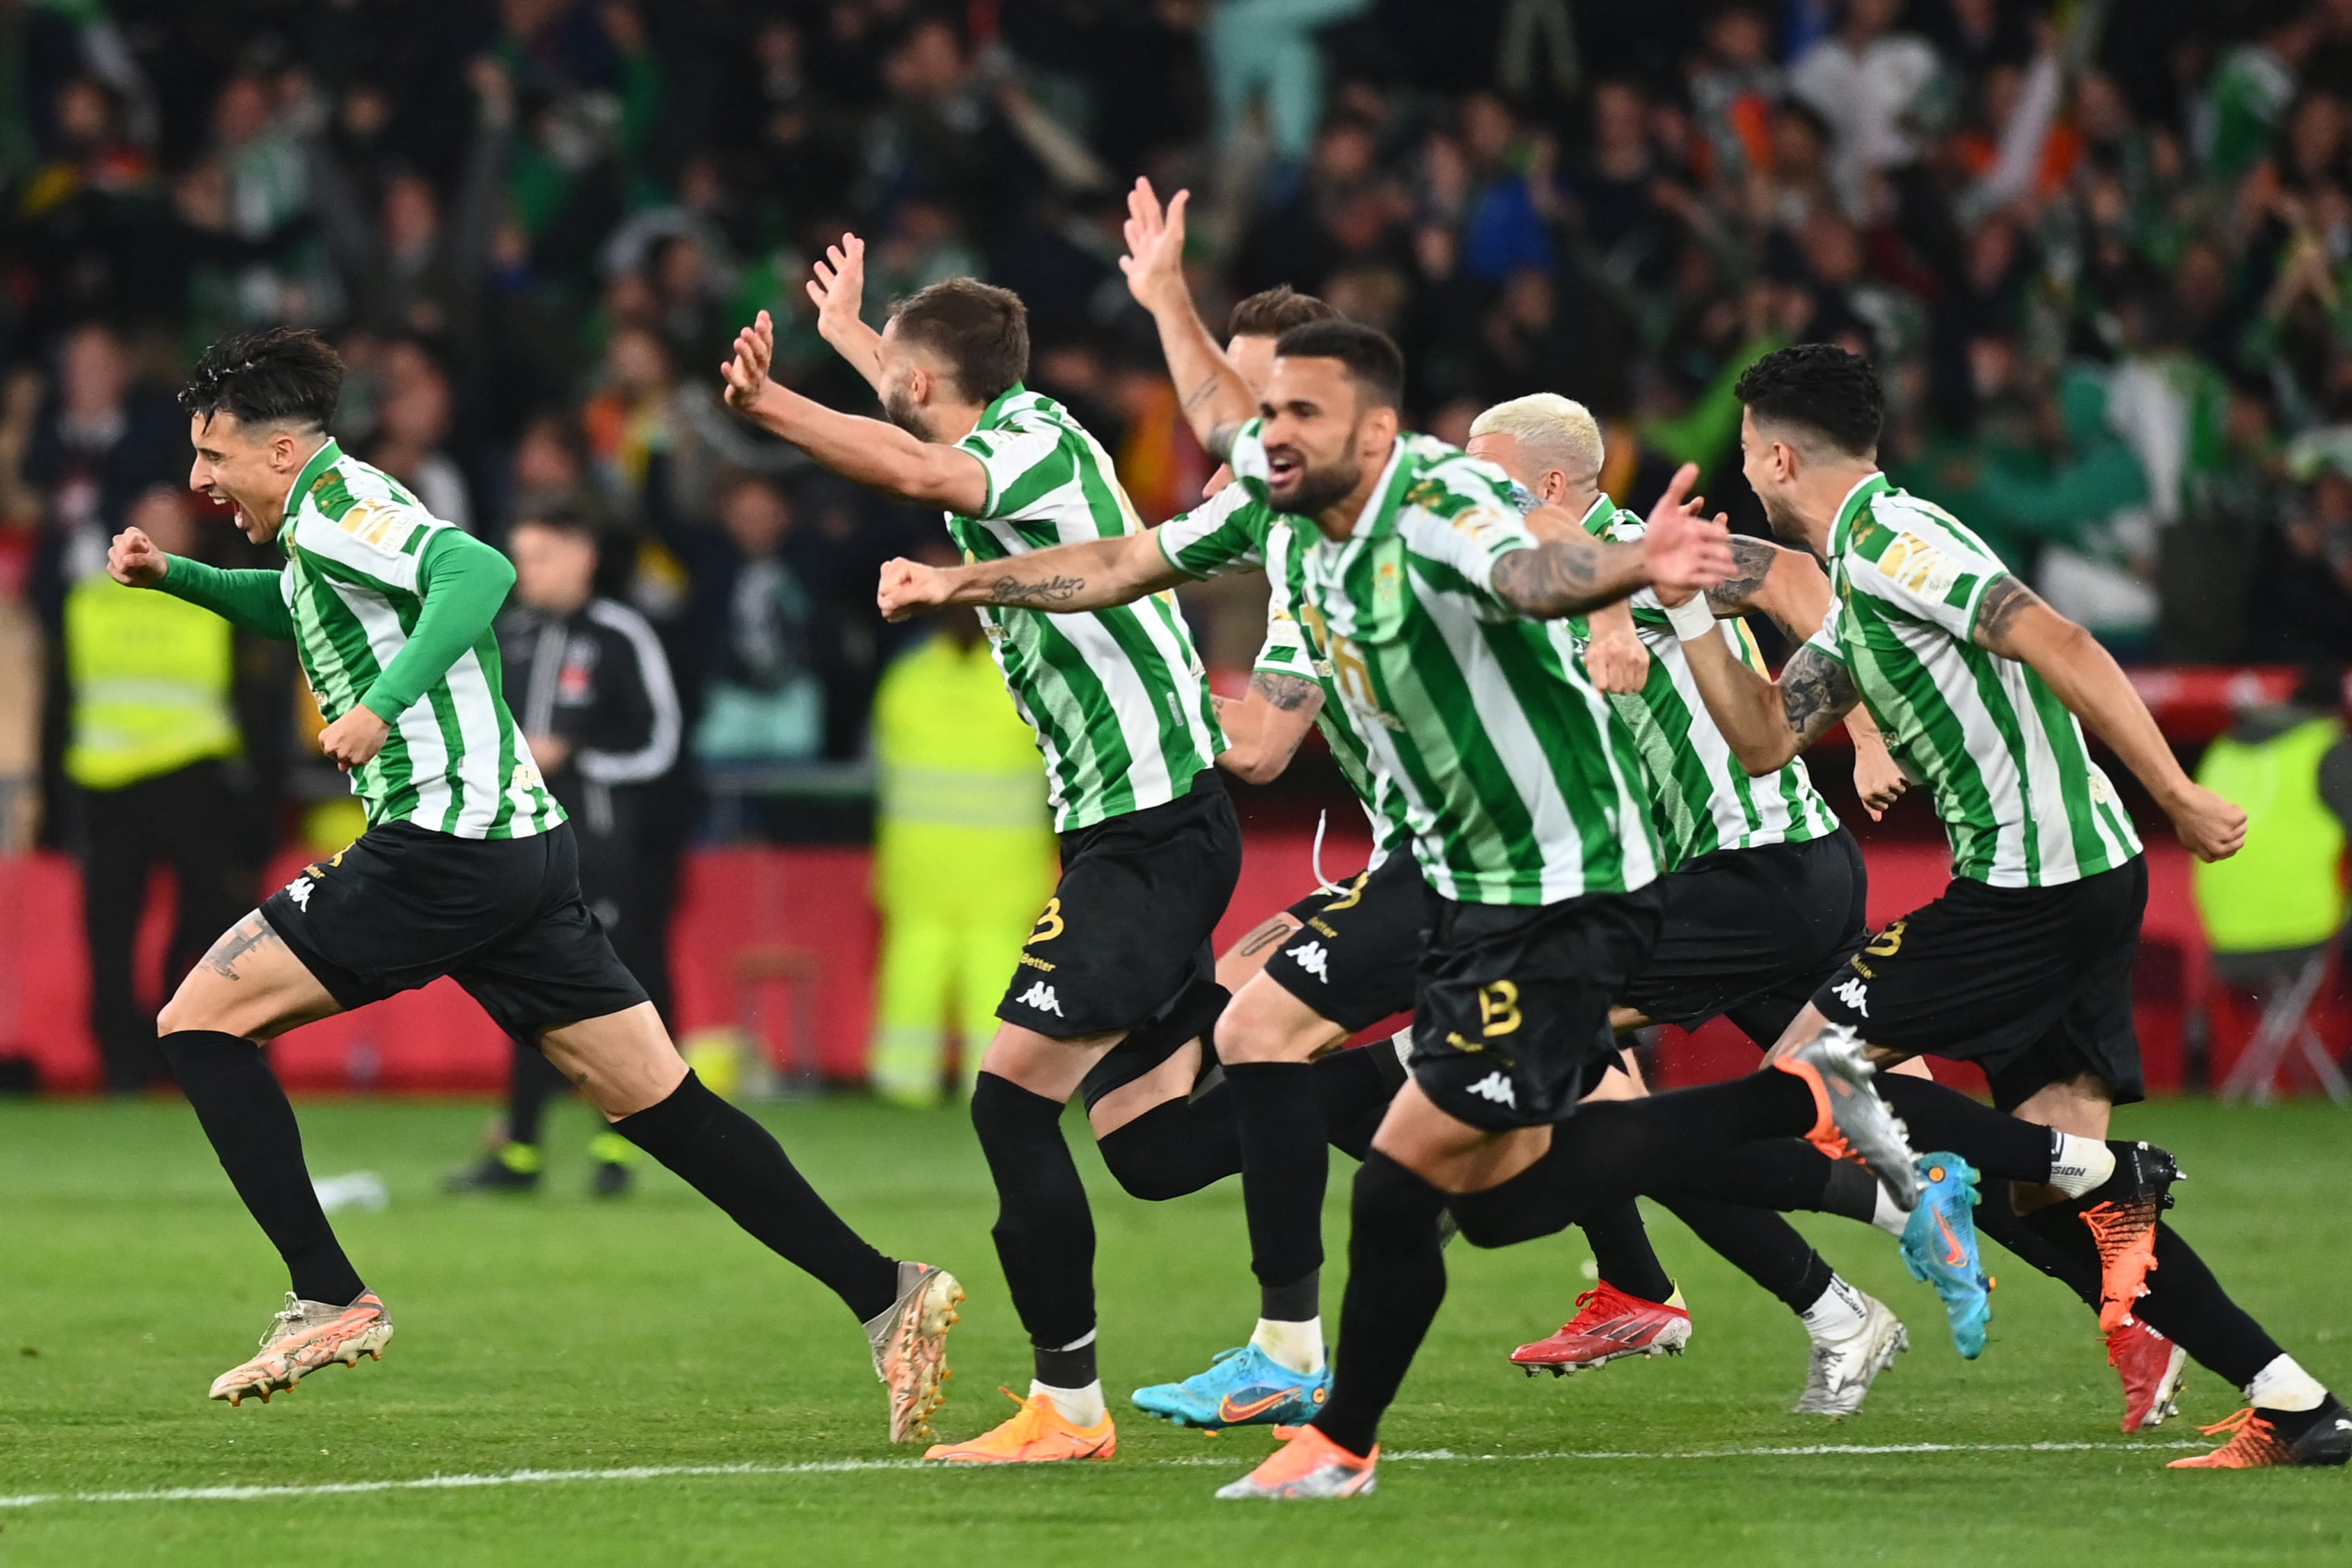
[2193,717,2347,953]
[871,631,1055,917]
[63,573,239,790]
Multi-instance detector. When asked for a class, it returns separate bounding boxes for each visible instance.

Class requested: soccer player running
[721,251,1263,1464]
[882,315,1928,1499]
[1466,392,1982,1411]
[1084,192,1919,1425]
[1671,343,2349,1469]
[115,328,961,1443]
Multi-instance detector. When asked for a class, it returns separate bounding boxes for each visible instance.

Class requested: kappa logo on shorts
[283,877,313,911]
[1016,981,1064,1017]
[1831,976,1870,1017]
[1284,939,1332,983]
[1465,1071,1518,1109]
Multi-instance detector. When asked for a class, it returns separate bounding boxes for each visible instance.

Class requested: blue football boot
[1901,1151,1994,1359]
[1132,1343,1332,1430]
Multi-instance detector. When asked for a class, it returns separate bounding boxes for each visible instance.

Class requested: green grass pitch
[2,1093,2347,1565]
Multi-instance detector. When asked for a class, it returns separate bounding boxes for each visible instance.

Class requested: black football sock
[2013,1202,2289,1393]
[1315,1045,1400,1161]
[1875,1075,2053,1181]
[1968,1193,2102,1308]
[970,1072,1097,1356]
[1577,1200,1674,1303]
[1314,1150,1449,1458]
[1094,1093,1241,1200]
[1226,1061,1330,1312]
[505,1040,569,1148]
[1652,1192,1832,1315]
[614,1071,899,1321]
[160,1030,366,1306]
[1674,1137,1846,1214]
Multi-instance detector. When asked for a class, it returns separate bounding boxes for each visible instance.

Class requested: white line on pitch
[0,1439,2209,1511]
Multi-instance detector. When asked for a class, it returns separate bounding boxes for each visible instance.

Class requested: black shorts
[1411,882,1666,1131]
[999,773,1243,1042]
[1261,852,1435,1032]
[1811,857,2149,1109]
[1620,830,1870,1047]
[260,821,649,1043]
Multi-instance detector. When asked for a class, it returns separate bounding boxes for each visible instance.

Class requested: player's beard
[1281,449,1364,517]
[1758,487,1810,548]
[882,385,935,443]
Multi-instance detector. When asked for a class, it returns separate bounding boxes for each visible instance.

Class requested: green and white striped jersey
[949,387,1223,832]
[1184,425,1659,905]
[1571,498,1841,868]
[1809,475,2141,887]
[278,441,562,839]
[1158,483,1414,865]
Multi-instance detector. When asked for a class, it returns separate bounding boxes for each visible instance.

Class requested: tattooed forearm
[1492,534,1639,617]
[1248,671,1323,711]
[1182,374,1227,415]
[1205,420,1242,464]
[1971,573,2042,650]
[203,912,282,982]
[985,573,1087,608]
[1780,644,1863,748]
[1703,537,1779,616]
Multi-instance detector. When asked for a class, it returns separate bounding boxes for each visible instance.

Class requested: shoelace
[259,1293,309,1350]
[2191,1408,2289,1462]
[988,1387,1052,1446]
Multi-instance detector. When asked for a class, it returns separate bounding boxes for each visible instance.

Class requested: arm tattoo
[1703,537,1778,616]
[203,912,283,982]
[1247,671,1323,711]
[1181,373,1226,416]
[1205,420,1242,464]
[1780,644,1863,749]
[984,573,1085,607]
[1971,573,2041,649]
[1491,537,1607,617]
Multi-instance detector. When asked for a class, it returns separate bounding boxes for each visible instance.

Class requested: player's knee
[156,987,220,1038]
[1213,979,1327,1065]
[1095,1102,1201,1201]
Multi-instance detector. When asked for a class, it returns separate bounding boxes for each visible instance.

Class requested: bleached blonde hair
[1469,393,1605,487]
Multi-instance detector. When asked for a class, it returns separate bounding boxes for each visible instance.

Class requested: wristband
[1662,592,1716,642]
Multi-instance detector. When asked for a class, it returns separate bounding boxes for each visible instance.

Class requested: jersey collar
[975,383,1028,431]
[1348,438,1410,539]
[285,437,342,514]
[1827,471,1894,557]
[1574,493,1615,536]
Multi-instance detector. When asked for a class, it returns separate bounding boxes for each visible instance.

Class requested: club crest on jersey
[1832,977,1870,1017]
[1284,940,1332,983]
[1465,1070,1517,1108]
[1016,981,1063,1017]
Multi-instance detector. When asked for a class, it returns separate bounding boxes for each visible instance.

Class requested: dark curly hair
[178,326,345,432]
[1734,343,1883,458]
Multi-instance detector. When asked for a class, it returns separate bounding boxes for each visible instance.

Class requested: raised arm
[876,529,1187,621]
[114,528,295,640]
[1215,672,1326,785]
[1971,576,2246,860]
[1522,495,1647,693]
[1119,179,1254,461]
[723,310,988,514]
[1492,464,1731,620]
[805,232,888,397]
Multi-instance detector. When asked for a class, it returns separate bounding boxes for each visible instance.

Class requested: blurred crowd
[7,0,2352,870]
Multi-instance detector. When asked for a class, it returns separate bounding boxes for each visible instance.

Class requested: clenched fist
[876,557,954,623]
[109,526,171,588]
